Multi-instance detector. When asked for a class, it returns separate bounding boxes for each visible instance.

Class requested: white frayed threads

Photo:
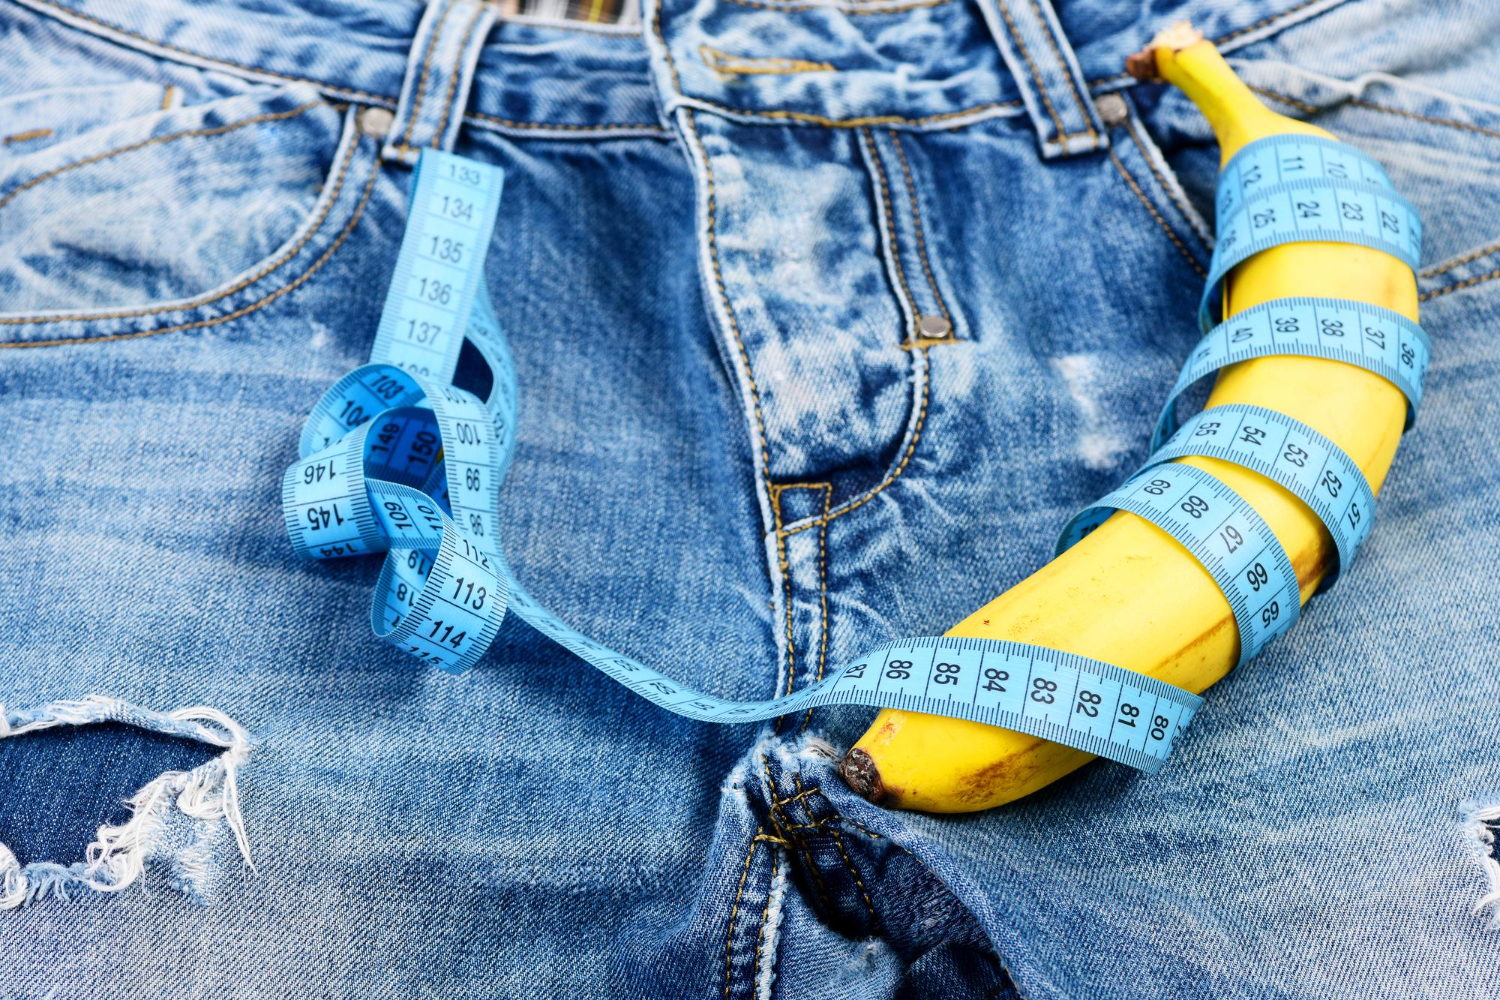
[0,696,253,909]
[1464,800,1500,930]
[754,847,789,1000]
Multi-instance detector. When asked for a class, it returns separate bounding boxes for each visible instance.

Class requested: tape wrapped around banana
[839,22,1422,813]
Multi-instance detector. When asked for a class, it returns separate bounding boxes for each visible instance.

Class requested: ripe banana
[839,22,1418,812]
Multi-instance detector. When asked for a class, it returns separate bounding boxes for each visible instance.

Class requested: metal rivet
[359,106,395,138]
[1095,93,1129,128]
[917,314,952,338]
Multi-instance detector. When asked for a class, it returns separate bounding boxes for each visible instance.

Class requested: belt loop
[382,0,497,166]
[977,0,1107,159]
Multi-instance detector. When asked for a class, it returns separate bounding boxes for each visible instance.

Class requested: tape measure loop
[1201,135,1423,329]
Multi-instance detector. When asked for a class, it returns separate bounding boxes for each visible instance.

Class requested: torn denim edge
[754,846,789,1000]
[0,695,253,909]
[1462,798,1500,930]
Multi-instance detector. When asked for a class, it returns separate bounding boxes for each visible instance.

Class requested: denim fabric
[1,0,1498,996]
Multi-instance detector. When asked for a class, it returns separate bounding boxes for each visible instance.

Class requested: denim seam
[769,487,797,735]
[1249,84,1500,141]
[18,0,667,138]
[700,45,834,78]
[676,96,1025,131]
[0,106,358,330]
[398,0,457,152]
[762,755,836,917]
[1107,149,1208,279]
[793,775,879,929]
[431,1,491,149]
[797,484,833,734]
[1026,0,1097,147]
[991,0,1068,144]
[0,101,329,216]
[889,130,953,330]
[716,0,953,13]
[779,345,931,537]
[723,828,762,1000]
[19,0,393,105]
[466,111,669,134]
[861,128,919,336]
[1420,267,1500,301]
[3,128,52,144]
[1087,0,1351,88]
[752,847,781,997]
[683,107,777,536]
[1420,240,1500,279]
[1121,116,1212,255]
[0,140,377,347]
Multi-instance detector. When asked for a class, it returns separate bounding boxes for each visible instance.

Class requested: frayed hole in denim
[0,696,253,908]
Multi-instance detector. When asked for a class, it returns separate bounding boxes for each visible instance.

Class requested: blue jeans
[2,0,1498,995]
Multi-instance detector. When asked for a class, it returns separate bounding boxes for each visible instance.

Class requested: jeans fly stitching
[398,0,457,152]
[431,2,491,149]
[1108,149,1208,278]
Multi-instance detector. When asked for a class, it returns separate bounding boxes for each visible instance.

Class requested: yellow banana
[838,22,1418,812]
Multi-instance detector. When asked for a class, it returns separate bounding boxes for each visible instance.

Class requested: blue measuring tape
[1201,135,1422,329]
[282,134,1426,775]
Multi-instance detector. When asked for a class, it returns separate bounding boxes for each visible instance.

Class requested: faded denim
[1,0,1499,996]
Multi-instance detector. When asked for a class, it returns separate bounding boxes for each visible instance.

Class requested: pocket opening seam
[0,140,377,348]
[0,100,332,217]
[0,103,355,331]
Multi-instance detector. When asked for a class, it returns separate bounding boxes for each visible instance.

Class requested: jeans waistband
[9,0,1350,149]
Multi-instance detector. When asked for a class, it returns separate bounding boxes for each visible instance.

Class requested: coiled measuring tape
[282,136,1426,775]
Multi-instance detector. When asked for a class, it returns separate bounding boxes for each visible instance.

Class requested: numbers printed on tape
[281,140,1429,776]
[1158,296,1429,450]
[1057,463,1301,666]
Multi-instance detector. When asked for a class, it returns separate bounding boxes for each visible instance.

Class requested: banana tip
[839,748,886,804]
[1126,20,1205,82]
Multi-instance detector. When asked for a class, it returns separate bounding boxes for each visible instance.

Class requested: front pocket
[0,84,356,331]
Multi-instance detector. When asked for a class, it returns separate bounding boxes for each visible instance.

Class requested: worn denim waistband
[10,0,1350,149]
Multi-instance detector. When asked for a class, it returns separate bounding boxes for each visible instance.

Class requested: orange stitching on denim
[1420,267,1500,300]
[761,756,835,917]
[793,775,879,928]
[2,129,52,145]
[862,129,917,336]
[723,828,761,1000]
[888,131,951,327]
[466,111,667,133]
[160,86,177,111]
[797,484,833,734]
[25,0,389,105]
[770,487,796,735]
[1122,118,1205,247]
[0,154,376,349]
[1250,83,1500,142]
[700,45,834,78]
[1422,240,1500,279]
[993,0,1067,144]
[0,102,328,216]
[717,0,953,12]
[0,110,354,327]
[687,109,775,504]
[1215,0,1328,46]
[1027,0,1097,146]
[752,847,780,989]
[691,97,1022,130]
[652,0,686,99]
[400,0,457,151]
[780,345,932,537]
[432,2,490,149]
[1108,150,1207,279]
